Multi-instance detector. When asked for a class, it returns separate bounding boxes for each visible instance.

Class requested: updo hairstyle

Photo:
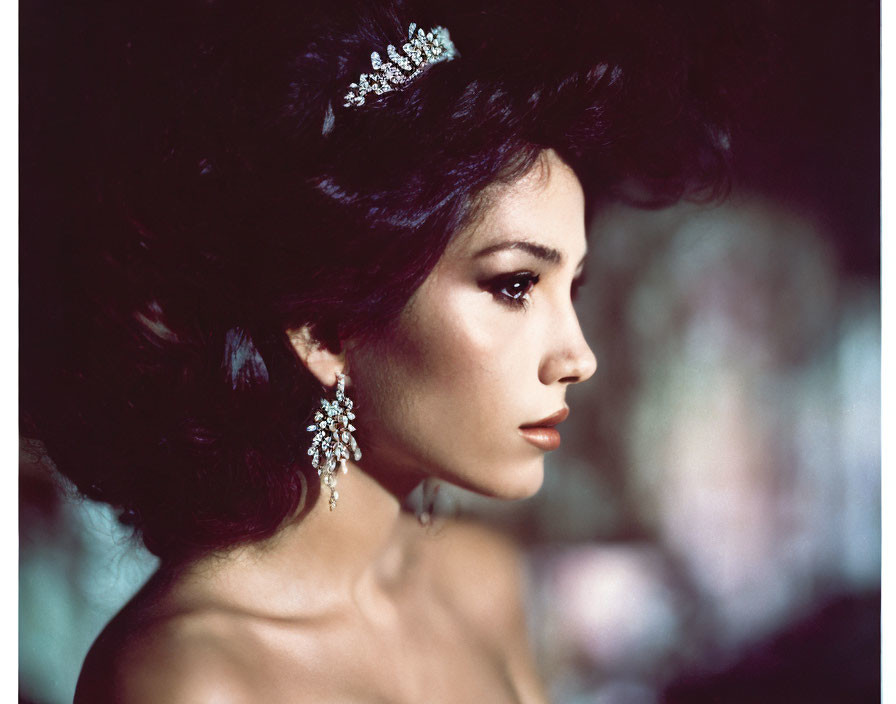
[21,0,732,559]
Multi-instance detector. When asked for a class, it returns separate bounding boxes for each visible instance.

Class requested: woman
[21,0,729,700]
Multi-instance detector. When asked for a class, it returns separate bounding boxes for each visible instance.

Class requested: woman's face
[347,149,597,499]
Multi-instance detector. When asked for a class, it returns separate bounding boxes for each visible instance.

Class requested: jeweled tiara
[343,22,458,108]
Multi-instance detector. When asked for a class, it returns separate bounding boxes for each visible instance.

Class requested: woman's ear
[286,325,346,387]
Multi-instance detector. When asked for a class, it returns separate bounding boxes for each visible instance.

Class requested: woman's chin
[447,457,546,501]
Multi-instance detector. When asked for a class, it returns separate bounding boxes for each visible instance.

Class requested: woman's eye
[486,272,540,308]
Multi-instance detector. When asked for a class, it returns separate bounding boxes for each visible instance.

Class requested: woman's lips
[519,408,569,451]
[519,426,562,451]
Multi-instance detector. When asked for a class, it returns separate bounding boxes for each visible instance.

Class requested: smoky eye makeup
[480,270,541,309]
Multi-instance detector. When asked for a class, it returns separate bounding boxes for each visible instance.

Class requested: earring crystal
[306,372,361,510]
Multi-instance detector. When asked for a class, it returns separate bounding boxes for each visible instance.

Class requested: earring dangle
[306,372,361,511]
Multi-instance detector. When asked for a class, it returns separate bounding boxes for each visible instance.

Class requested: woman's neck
[175,462,423,619]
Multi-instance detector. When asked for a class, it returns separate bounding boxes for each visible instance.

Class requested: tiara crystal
[343,22,458,108]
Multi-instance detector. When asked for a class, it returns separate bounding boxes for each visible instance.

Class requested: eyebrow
[473,240,564,264]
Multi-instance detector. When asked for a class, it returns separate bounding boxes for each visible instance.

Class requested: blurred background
[20,1,880,703]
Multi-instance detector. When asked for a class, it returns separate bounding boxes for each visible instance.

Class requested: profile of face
[345,149,597,499]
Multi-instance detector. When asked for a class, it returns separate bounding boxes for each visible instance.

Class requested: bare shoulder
[417,516,531,635]
[73,572,333,704]
[75,606,264,704]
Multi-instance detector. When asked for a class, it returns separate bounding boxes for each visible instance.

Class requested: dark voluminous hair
[21,0,732,559]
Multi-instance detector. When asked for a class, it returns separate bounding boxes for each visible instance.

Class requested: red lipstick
[519,408,569,451]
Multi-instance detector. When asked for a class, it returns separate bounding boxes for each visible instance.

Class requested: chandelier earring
[306,372,361,511]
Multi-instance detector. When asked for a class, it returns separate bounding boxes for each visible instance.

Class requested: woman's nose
[539,306,597,385]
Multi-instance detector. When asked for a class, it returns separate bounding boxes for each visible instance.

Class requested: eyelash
[485,271,540,309]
